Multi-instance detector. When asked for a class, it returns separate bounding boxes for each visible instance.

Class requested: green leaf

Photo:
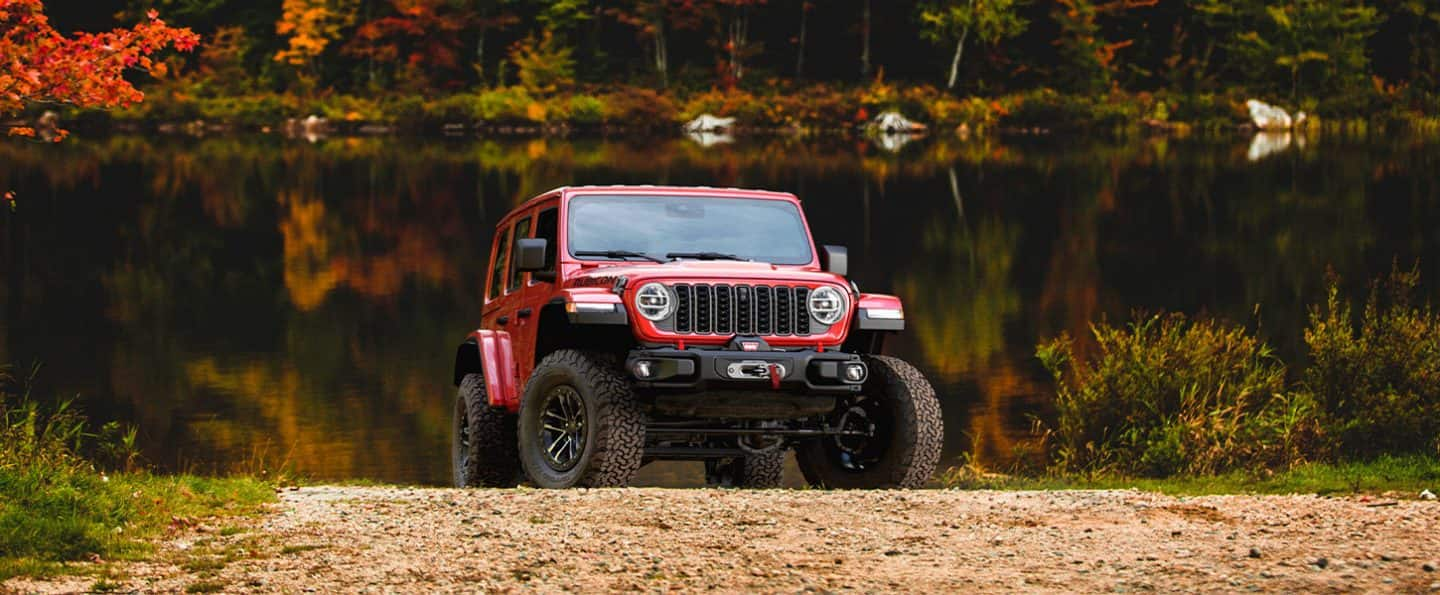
[1265,5,1292,28]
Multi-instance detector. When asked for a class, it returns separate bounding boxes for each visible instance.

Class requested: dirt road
[9,487,1440,593]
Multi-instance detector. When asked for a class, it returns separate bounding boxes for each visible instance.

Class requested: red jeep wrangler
[451,186,942,489]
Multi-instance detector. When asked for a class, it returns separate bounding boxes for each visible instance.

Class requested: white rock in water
[1246,130,1292,162]
[1246,99,1297,131]
[686,130,734,147]
[870,111,927,134]
[684,114,736,133]
[872,131,916,153]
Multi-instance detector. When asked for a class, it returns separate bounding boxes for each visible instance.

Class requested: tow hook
[724,360,788,388]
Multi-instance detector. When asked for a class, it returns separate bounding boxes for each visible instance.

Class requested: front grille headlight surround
[635,282,676,321]
[807,286,846,326]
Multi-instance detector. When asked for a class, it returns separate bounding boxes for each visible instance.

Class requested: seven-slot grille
[671,284,814,336]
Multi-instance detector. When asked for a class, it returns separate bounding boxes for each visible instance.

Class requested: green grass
[943,455,1440,496]
[0,364,275,582]
[90,578,123,592]
[279,544,325,555]
[184,580,227,593]
[0,471,273,580]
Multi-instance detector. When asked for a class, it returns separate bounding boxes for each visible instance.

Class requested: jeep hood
[565,261,847,287]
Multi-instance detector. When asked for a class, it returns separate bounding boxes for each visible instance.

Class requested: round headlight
[634,283,675,321]
[808,286,846,325]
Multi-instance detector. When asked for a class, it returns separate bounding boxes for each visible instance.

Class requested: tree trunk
[796,1,809,78]
[860,0,871,79]
[728,6,749,82]
[654,11,668,88]
[947,26,969,90]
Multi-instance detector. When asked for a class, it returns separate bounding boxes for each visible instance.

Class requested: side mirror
[821,245,848,277]
[514,238,548,272]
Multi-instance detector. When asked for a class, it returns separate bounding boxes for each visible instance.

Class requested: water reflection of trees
[1,132,1437,482]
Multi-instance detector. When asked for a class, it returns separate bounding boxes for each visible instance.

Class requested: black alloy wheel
[538,385,587,471]
[517,349,645,488]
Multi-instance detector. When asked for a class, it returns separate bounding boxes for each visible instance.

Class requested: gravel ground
[8,486,1440,593]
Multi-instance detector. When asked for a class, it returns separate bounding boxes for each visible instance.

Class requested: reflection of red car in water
[451,186,942,489]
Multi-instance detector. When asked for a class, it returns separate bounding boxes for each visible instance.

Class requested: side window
[533,207,559,282]
[488,225,512,301]
[507,216,532,293]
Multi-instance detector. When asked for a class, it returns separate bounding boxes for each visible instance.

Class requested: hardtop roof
[507,185,799,216]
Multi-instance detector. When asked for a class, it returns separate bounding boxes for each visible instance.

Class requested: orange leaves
[1096,39,1134,69]
[341,0,471,85]
[0,0,198,116]
[8,126,35,137]
[274,0,358,66]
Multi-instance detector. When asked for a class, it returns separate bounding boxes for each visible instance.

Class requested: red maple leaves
[0,0,200,116]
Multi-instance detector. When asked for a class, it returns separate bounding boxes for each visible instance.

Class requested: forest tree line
[34,0,1440,126]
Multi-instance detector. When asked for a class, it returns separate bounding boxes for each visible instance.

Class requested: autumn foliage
[343,0,471,89]
[274,0,356,69]
[0,0,199,116]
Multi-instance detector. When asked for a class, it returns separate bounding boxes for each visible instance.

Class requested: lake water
[2,131,1437,485]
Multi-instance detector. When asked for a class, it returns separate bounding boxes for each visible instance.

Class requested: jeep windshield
[567,195,815,265]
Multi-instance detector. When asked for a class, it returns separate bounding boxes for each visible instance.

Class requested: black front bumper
[624,345,866,394]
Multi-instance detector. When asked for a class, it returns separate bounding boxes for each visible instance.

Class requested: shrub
[1038,314,1319,476]
[426,93,483,123]
[1167,92,1245,128]
[998,88,1075,128]
[473,87,537,122]
[600,86,678,127]
[311,94,384,122]
[680,88,762,122]
[387,95,428,126]
[1302,268,1440,457]
[194,95,293,127]
[796,84,860,125]
[997,88,1143,130]
[566,95,604,125]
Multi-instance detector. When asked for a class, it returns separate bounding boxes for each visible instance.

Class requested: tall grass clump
[1303,267,1440,457]
[0,366,272,579]
[1037,314,1321,477]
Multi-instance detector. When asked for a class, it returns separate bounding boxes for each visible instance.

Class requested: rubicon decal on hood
[567,275,623,288]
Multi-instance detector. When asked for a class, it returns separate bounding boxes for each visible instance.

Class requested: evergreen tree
[1196,0,1381,105]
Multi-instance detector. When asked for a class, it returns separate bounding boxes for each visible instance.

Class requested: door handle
[517,308,533,319]
[496,316,510,325]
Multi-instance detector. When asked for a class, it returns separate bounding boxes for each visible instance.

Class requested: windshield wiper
[665,252,750,262]
[575,250,666,264]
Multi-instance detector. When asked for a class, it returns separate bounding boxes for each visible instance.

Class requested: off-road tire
[518,349,646,488]
[795,355,942,489]
[453,373,521,487]
[707,450,786,488]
